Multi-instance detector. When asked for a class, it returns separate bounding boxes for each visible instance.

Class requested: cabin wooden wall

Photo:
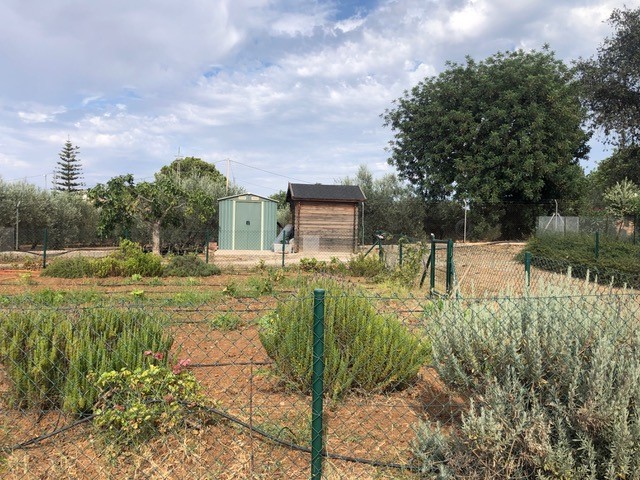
[292,201,357,252]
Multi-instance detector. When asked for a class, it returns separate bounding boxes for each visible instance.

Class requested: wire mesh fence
[1,240,640,478]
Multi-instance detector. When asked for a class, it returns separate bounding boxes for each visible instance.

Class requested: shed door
[235,201,262,250]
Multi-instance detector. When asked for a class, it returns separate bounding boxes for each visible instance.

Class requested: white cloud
[2,0,640,194]
[16,104,66,123]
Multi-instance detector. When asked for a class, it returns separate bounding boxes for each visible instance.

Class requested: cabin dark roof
[286,183,366,203]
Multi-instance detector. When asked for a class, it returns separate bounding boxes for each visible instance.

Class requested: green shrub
[41,256,94,278]
[41,240,163,278]
[387,242,428,288]
[346,253,386,277]
[163,254,221,277]
[414,279,640,478]
[524,234,640,288]
[259,279,430,399]
[298,257,346,274]
[0,308,173,414]
[112,239,163,277]
[92,359,209,445]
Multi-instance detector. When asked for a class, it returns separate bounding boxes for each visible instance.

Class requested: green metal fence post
[311,289,325,480]
[282,236,286,268]
[446,239,454,293]
[429,237,436,294]
[524,251,531,287]
[42,228,48,269]
[378,236,384,263]
[205,231,210,264]
[594,231,600,260]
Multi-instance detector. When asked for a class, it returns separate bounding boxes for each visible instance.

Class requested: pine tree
[54,139,84,192]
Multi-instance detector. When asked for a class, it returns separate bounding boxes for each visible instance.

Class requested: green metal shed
[218,193,278,250]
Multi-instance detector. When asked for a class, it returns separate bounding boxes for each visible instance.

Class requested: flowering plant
[92,352,207,445]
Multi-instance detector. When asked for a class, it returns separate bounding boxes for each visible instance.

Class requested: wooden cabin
[286,183,366,252]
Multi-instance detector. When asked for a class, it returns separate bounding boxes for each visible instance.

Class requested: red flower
[172,358,191,374]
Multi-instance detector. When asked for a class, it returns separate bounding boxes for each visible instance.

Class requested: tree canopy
[576,7,640,145]
[89,158,239,254]
[383,48,590,238]
[54,139,84,192]
[340,165,425,241]
[159,157,226,184]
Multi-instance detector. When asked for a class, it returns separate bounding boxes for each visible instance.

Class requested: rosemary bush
[414,279,640,478]
[259,280,430,399]
[0,307,173,414]
[163,254,221,277]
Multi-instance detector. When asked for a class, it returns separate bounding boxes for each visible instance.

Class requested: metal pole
[15,201,20,250]
[43,228,48,269]
[205,231,210,264]
[446,239,454,293]
[430,236,436,294]
[524,251,531,287]
[361,203,365,246]
[463,199,469,243]
[594,231,600,260]
[282,235,286,268]
[311,289,325,480]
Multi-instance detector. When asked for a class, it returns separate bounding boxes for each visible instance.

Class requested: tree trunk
[151,221,161,255]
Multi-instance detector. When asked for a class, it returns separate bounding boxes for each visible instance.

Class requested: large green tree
[0,179,99,249]
[159,157,226,183]
[383,47,590,238]
[586,145,640,208]
[53,139,84,192]
[576,7,640,145]
[340,165,425,241]
[87,174,137,238]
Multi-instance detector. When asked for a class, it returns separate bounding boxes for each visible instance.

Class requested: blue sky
[1,0,638,197]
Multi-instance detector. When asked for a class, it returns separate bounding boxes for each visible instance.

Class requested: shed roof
[217,193,277,203]
[286,183,366,203]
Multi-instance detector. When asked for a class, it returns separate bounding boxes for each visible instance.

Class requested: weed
[222,281,240,297]
[208,312,242,331]
[92,355,211,446]
[18,272,35,285]
[248,275,274,296]
[130,289,145,300]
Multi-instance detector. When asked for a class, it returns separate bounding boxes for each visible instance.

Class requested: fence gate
[421,237,454,295]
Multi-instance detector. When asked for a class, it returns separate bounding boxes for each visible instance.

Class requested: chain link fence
[1,242,640,478]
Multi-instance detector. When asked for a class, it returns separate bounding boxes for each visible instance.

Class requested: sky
[1,0,639,198]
